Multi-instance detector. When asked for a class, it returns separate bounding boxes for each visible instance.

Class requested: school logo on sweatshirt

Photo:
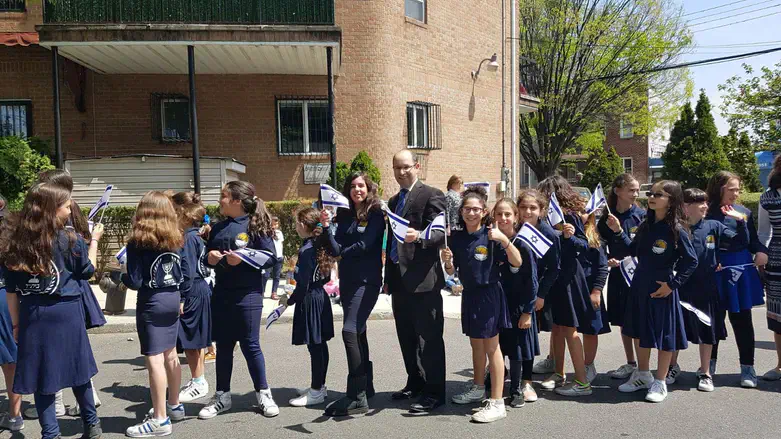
[19,260,60,296]
[474,245,489,261]
[629,226,638,239]
[706,234,716,249]
[357,221,368,233]
[652,239,668,254]
[235,232,249,249]
[149,252,183,288]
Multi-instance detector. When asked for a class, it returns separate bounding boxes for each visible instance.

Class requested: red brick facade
[603,118,650,184]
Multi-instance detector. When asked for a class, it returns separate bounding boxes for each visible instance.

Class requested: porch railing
[0,0,25,12]
[43,0,334,25]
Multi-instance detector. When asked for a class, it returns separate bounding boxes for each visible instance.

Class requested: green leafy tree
[517,0,692,181]
[580,144,625,191]
[0,137,54,209]
[723,129,762,192]
[327,151,382,194]
[719,61,781,147]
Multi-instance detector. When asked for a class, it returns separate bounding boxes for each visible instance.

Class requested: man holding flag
[384,149,447,413]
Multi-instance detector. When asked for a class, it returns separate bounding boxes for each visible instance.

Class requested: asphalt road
[2,308,780,438]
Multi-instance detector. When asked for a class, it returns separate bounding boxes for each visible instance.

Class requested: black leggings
[509,360,534,394]
[343,330,371,399]
[712,309,755,366]
[307,343,329,390]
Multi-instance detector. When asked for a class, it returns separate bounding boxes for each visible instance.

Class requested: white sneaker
[451,381,486,405]
[179,379,210,403]
[521,383,538,402]
[470,399,506,423]
[665,363,681,385]
[91,379,102,407]
[540,373,566,390]
[295,387,311,396]
[125,416,172,437]
[0,414,24,431]
[619,370,653,393]
[146,404,185,422]
[554,381,592,397]
[698,374,715,392]
[198,392,232,420]
[645,379,668,403]
[54,390,66,417]
[257,389,280,417]
[289,387,327,407]
[609,363,637,379]
[585,363,598,383]
[532,357,555,374]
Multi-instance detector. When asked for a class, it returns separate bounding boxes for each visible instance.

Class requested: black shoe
[324,394,369,417]
[409,396,444,413]
[366,361,376,399]
[81,420,102,439]
[506,394,525,408]
[391,387,421,400]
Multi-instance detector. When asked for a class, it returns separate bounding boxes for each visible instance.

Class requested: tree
[0,137,54,209]
[327,150,383,194]
[580,144,624,190]
[662,91,731,189]
[719,61,781,147]
[723,129,762,192]
[517,0,692,181]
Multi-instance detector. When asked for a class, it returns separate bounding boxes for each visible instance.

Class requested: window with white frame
[619,119,634,139]
[622,157,633,174]
[0,100,32,138]
[407,101,441,150]
[277,98,329,155]
[405,0,426,22]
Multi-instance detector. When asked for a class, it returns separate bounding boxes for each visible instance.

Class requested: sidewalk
[88,282,464,334]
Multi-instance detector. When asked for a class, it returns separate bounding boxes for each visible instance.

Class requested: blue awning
[649,157,664,169]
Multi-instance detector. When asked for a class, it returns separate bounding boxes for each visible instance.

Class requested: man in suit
[384,149,447,413]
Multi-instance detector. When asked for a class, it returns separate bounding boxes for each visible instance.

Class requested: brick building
[0,0,537,201]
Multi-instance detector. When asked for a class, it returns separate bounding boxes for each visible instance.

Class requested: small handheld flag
[547,192,566,226]
[464,182,491,194]
[233,248,275,270]
[680,301,712,326]
[620,256,638,286]
[585,183,607,215]
[516,223,553,258]
[116,246,127,265]
[265,305,287,330]
[320,184,350,210]
[387,210,410,244]
[88,185,113,221]
[726,265,746,286]
[422,212,446,240]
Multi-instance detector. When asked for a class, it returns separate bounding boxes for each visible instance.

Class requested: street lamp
[471,53,499,80]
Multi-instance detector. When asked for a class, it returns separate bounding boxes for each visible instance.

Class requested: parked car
[638,183,653,201]
[573,186,592,201]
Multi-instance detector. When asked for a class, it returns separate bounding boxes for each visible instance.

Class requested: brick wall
[604,119,650,183]
[0,0,42,33]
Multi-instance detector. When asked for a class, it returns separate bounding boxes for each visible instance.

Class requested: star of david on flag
[516,223,553,258]
[547,192,565,226]
[320,184,350,210]
[620,256,638,286]
[265,305,287,330]
[387,210,410,244]
[585,183,607,215]
[234,248,275,270]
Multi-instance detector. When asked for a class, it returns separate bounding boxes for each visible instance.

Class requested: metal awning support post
[188,45,201,193]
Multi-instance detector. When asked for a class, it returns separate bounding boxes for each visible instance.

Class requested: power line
[686,0,778,23]
[682,0,755,17]
[693,10,781,32]
[689,3,781,26]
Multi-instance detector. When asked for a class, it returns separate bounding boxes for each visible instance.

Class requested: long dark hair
[607,173,638,213]
[297,207,335,277]
[38,169,74,193]
[769,154,781,190]
[537,175,585,214]
[458,186,490,229]
[69,199,91,241]
[224,181,273,239]
[340,172,381,222]
[706,171,740,215]
[637,180,687,245]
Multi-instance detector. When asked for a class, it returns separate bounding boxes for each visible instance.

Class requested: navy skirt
[549,268,592,329]
[292,287,334,346]
[14,295,97,395]
[579,290,611,336]
[137,288,181,356]
[500,312,540,361]
[606,268,631,327]
[461,283,511,339]
[679,286,726,345]
[0,288,17,365]
[80,280,106,330]
[622,281,688,352]
[717,250,764,313]
[178,280,212,350]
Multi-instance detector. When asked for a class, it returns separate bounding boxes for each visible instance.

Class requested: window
[622,157,633,174]
[277,98,329,155]
[0,100,32,138]
[619,119,634,139]
[407,101,441,150]
[0,1,25,12]
[150,93,190,143]
[405,0,426,22]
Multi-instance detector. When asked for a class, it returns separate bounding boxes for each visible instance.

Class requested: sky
[680,0,781,134]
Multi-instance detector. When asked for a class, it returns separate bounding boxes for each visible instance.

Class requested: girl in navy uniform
[0,196,23,432]
[493,198,538,409]
[172,192,213,403]
[517,189,560,401]
[536,176,596,397]
[578,213,610,385]
[122,191,188,437]
[287,208,335,407]
[706,171,767,388]
[199,181,279,420]
[320,172,384,417]
[667,188,748,392]
[597,174,645,380]
[606,180,698,403]
[0,183,103,439]
[442,187,521,423]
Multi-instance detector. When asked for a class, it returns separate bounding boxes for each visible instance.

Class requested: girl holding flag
[320,172,384,417]
[597,174,645,380]
[198,181,279,420]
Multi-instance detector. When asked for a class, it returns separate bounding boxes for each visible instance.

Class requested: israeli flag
[88,185,113,220]
[585,183,607,215]
[620,256,638,286]
[680,301,712,327]
[320,184,350,210]
[265,304,287,330]
[422,212,446,240]
[116,246,127,265]
[387,210,410,244]
[547,192,565,226]
[234,248,275,270]
[516,223,553,259]
[464,182,491,193]
[726,265,747,286]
